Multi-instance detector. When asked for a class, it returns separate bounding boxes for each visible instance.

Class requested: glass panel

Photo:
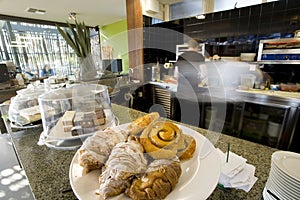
[0,19,100,78]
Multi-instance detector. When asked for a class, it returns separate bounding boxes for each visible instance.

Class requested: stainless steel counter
[148,82,300,152]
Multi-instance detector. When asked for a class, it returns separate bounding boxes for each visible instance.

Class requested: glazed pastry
[78,127,128,174]
[177,134,197,160]
[126,158,182,200]
[126,112,160,135]
[98,137,148,199]
[139,121,185,159]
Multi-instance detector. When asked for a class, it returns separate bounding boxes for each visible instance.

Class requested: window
[0,19,99,77]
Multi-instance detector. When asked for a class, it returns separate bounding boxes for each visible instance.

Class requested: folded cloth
[217,148,258,192]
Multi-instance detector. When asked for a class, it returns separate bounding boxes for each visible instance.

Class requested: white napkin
[217,148,258,192]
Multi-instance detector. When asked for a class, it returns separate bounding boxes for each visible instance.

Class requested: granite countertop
[9,104,277,200]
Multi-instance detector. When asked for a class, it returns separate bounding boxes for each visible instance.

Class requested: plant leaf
[56,24,81,57]
[56,20,91,58]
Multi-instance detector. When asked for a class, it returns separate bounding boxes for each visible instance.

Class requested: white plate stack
[263,151,300,200]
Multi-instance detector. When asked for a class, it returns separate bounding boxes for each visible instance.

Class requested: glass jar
[151,62,160,82]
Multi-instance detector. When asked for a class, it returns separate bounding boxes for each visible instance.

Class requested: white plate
[272,151,300,182]
[267,172,299,200]
[69,123,220,200]
[271,163,299,188]
[262,187,271,200]
[10,121,42,129]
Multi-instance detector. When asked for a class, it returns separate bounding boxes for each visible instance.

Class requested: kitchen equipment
[102,59,123,74]
[294,30,300,38]
[270,84,280,91]
[257,38,300,64]
[240,74,256,89]
[267,121,281,137]
[267,121,281,146]
[151,62,160,82]
[240,53,256,62]
[280,83,299,92]
[38,84,117,150]
[176,43,206,60]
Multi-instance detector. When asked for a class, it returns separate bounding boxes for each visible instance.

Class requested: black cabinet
[238,101,290,148]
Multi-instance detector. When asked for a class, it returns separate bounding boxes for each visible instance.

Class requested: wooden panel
[126,0,144,82]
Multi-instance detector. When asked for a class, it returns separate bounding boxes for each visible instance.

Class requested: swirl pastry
[98,137,148,199]
[139,121,185,159]
[78,127,128,174]
[177,134,197,160]
[126,112,160,135]
[125,158,182,200]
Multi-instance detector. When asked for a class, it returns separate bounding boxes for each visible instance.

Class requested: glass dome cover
[9,87,46,127]
[38,84,116,149]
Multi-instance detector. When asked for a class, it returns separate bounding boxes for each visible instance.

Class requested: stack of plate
[263,151,300,200]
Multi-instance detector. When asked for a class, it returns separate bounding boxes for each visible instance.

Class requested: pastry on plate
[126,158,182,200]
[177,134,196,160]
[126,112,160,135]
[98,137,148,199]
[139,121,185,159]
[78,127,128,174]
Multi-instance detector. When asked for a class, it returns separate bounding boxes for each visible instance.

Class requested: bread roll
[139,121,185,159]
[126,158,182,200]
[177,134,196,160]
[126,112,160,135]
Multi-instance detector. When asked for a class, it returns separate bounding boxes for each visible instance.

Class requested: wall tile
[286,0,300,10]
[240,7,250,17]
[230,9,240,19]
[261,1,275,14]
[144,0,300,62]
[220,11,230,20]
[212,12,222,22]
[275,0,287,11]
[249,4,262,17]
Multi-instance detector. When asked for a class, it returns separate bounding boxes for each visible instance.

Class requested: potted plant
[56,21,97,80]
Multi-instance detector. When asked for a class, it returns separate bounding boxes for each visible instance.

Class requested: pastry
[126,158,182,200]
[139,121,185,159]
[61,110,75,126]
[126,112,160,135]
[177,134,196,160]
[78,127,128,174]
[98,137,148,199]
[19,105,41,122]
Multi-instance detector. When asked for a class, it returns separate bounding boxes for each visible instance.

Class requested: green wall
[100,20,129,74]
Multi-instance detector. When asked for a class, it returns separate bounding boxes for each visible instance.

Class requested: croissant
[139,121,185,159]
[126,112,160,135]
[125,158,182,200]
[98,137,148,199]
[78,127,128,174]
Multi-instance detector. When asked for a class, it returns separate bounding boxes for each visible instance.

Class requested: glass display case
[38,84,117,150]
[238,101,290,148]
[8,87,45,127]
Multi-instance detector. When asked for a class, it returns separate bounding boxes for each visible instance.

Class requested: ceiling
[0,0,183,27]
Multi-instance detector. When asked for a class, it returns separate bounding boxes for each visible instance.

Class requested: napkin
[217,148,258,192]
